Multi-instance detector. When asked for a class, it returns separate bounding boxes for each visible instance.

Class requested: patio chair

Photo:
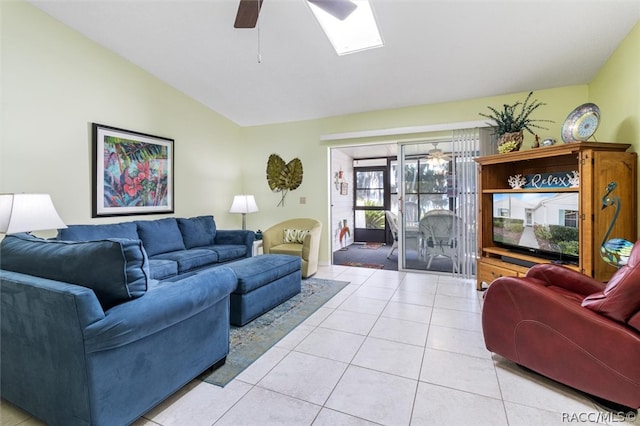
[385,211,399,259]
[418,209,463,272]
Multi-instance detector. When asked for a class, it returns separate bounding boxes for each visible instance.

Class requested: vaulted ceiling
[30,0,640,127]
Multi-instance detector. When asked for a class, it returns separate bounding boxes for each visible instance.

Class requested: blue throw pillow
[177,216,216,248]
[0,234,149,310]
[135,218,186,256]
[57,222,139,241]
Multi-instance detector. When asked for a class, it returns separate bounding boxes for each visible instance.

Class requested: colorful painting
[92,123,174,217]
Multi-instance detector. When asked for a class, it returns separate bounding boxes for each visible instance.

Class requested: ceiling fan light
[308,0,383,55]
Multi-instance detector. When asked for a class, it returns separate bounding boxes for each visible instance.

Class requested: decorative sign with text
[524,171,579,189]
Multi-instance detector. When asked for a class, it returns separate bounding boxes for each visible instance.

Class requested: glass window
[390,158,452,218]
[355,209,385,229]
[356,170,384,207]
[354,168,386,231]
[562,210,578,228]
[419,162,448,193]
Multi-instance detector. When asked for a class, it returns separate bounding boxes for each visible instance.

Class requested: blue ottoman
[226,254,302,326]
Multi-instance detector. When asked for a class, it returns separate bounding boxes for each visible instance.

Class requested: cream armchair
[262,218,322,278]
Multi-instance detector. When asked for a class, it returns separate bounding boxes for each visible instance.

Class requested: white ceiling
[30,0,639,128]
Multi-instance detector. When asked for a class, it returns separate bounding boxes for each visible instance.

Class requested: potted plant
[479,92,553,153]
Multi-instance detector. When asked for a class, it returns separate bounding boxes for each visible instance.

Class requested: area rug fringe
[340,261,384,269]
[360,242,383,250]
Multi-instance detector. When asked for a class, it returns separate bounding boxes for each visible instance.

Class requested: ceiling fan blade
[234,0,263,29]
[307,0,358,21]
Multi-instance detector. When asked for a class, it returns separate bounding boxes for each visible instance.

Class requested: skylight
[308,0,383,56]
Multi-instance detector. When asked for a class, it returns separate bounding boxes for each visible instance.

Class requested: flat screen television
[492,192,579,263]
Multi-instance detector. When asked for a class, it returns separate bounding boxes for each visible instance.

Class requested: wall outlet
[300,196,306,204]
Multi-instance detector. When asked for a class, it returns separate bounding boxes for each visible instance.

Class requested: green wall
[1,0,244,233]
[590,21,640,230]
[2,0,637,258]
[590,22,640,145]
[242,86,590,260]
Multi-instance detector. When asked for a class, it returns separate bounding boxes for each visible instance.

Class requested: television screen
[492,192,579,261]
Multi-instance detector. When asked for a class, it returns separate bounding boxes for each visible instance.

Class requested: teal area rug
[201,277,349,387]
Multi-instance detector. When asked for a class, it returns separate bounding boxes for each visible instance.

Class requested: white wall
[330,149,354,251]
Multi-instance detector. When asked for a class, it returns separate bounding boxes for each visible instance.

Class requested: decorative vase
[497,130,524,153]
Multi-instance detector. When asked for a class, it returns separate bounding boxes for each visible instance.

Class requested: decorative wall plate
[561,103,600,143]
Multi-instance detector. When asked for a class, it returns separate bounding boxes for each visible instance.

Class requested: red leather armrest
[525,264,605,296]
[482,274,640,408]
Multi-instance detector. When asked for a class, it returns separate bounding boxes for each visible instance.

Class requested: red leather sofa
[482,241,640,410]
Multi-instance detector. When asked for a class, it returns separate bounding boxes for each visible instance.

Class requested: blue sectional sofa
[57,215,255,279]
[0,233,238,425]
[0,216,306,425]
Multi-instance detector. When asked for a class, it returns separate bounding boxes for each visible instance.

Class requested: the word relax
[528,173,571,189]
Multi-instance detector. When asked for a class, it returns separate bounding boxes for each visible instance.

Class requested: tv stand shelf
[475,142,636,290]
[479,247,581,285]
[484,247,579,265]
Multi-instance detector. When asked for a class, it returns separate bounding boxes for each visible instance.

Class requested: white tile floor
[1,265,635,426]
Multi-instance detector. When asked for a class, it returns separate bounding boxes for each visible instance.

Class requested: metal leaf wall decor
[266,154,303,206]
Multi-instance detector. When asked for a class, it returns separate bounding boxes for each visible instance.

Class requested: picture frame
[340,182,348,195]
[92,123,174,217]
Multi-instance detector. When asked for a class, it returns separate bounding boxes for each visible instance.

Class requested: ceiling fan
[234,0,358,28]
[425,143,451,163]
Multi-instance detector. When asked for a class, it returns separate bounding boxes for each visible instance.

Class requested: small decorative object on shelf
[524,171,578,189]
[567,171,579,188]
[541,138,556,146]
[498,140,520,154]
[479,91,554,153]
[532,134,540,148]
[508,174,527,189]
[600,182,633,268]
[562,103,600,143]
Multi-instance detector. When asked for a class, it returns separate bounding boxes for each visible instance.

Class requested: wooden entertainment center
[475,142,637,290]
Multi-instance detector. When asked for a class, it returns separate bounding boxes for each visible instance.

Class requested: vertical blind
[450,127,493,279]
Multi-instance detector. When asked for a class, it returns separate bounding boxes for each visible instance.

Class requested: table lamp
[229,195,258,230]
[0,193,67,234]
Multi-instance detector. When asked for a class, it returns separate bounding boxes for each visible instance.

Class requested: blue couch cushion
[57,222,139,241]
[177,216,216,249]
[208,245,248,262]
[0,234,149,309]
[136,218,186,256]
[152,249,218,273]
[148,259,178,280]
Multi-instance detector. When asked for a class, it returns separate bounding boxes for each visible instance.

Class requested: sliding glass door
[396,131,482,278]
[395,144,453,271]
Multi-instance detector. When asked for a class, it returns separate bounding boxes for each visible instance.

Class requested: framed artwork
[340,182,348,195]
[92,123,174,217]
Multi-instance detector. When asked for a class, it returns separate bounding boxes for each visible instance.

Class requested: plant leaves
[285,158,303,190]
[266,154,287,191]
[266,154,304,195]
[478,91,553,135]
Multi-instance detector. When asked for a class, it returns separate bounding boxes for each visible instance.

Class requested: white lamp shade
[229,195,259,214]
[0,193,67,234]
